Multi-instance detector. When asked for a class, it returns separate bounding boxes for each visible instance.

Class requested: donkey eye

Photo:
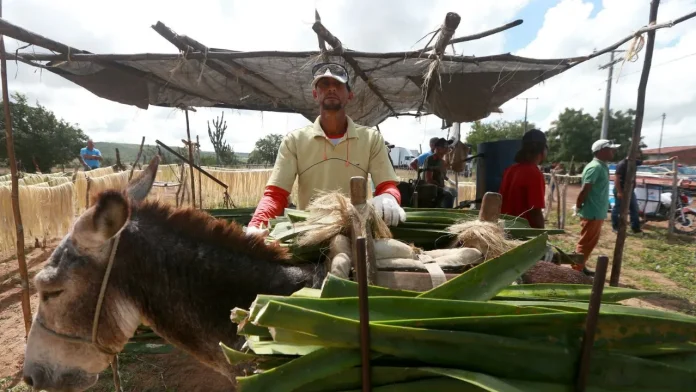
[41,290,64,302]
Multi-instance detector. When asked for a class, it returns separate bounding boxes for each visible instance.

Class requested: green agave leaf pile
[222,234,696,391]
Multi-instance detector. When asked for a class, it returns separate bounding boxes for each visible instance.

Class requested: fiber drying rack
[344,176,609,392]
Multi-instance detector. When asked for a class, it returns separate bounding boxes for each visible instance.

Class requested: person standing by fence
[79,139,102,170]
[574,139,619,276]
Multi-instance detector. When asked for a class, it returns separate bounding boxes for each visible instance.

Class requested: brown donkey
[22,156,326,391]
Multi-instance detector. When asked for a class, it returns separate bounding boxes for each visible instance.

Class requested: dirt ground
[0,183,693,391]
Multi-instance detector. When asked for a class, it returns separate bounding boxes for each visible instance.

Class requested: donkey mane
[93,190,290,263]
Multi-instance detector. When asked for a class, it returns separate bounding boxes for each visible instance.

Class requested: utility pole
[517,97,538,135]
[658,113,666,154]
[599,50,625,139]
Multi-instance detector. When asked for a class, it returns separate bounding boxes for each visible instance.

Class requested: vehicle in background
[388,146,416,168]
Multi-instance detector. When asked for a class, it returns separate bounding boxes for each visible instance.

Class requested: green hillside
[94,142,249,164]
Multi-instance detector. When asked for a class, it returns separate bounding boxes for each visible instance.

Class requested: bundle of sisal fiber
[293,191,392,248]
[0,182,75,253]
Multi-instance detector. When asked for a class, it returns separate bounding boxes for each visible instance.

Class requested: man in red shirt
[499,129,548,228]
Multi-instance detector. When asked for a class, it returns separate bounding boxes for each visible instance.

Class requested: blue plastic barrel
[475,139,522,200]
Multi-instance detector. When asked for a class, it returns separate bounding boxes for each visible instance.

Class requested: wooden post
[114,148,126,171]
[0,0,33,336]
[85,177,92,209]
[175,163,185,208]
[561,181,568,229]
[556,174,562,229]
[610,0,661,287]
[184,109,196,208]
[349,176,376,284]
[129,136,145,181]
[479,192,502,223]
[668,159,679,234]
[575,255,609,392]
[197,135,203,209]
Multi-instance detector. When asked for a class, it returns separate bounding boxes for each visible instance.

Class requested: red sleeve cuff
[249,185,290,228]
[374,181,401,205]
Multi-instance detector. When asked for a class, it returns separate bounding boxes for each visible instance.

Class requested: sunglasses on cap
[311,62,350,88]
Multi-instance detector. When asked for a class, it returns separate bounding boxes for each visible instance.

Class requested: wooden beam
[129,136,145,181]
[0,1,32,338]
[610,0,661,287]
[421,19,523,52]
[312,21,398,116]
[0,18,229,107]
[417,12,461,114]
[184,109,196,208]
[6,8,696,67]
[315,10,328,56]
[151,21,293,107]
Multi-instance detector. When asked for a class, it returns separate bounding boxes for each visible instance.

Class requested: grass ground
[546,209,695,314]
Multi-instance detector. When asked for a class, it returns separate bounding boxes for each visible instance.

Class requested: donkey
[22,156,326,392]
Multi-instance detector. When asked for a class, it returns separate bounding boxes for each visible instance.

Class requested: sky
[2,0,695,154]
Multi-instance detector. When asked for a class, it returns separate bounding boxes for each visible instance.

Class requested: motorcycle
[642,190,696,235]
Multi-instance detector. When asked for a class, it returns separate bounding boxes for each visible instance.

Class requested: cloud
[503,0,696,150]
[2,0,694,157]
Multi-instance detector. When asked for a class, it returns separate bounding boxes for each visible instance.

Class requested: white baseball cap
[310,63,350,89]
[591,139,620,153]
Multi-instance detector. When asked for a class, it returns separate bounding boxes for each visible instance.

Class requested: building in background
[643,145,696,166]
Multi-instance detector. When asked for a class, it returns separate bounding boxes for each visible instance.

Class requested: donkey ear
[126,155,160,203]
[72,191,130,250]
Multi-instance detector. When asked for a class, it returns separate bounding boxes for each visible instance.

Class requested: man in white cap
[246,62,405,236]
[574,139,620,276]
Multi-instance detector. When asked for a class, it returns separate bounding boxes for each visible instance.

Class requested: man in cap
[246,62,405,236]
[499,129,548,228]
[612,149,676,234]
[574,139,620,276]
[423,137,456,208]
[409,136,440,171]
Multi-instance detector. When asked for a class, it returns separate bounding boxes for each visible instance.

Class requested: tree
[465,119,533,154]
[546,108,598,163]
[546,107,641,163]
[248,134,283,165]
[0,93,88,173]
[595,108,642,160]
[207,112,238,165]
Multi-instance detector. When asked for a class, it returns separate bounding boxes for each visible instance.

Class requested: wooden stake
[668,159,679,234]
[184,109,196,208]
[0,0,33,336]
[197,135,203,209]
[129,136,145,181]
[479,192,502,223]
[575,255,609,392]
[610,0,661,287]
[349,176,372,391]
[556,174,562,229]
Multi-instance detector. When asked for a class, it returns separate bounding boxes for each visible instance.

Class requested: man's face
[87,140,94,149]
[313,78,352,111]
[434,145,446,157]
[597,147,615,161]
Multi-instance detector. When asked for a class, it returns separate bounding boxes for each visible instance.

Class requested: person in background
[423,138,455,208]
[80,139,102,170]
[612,150,676,234]
[246,62,405,237]
[574,139,620,276]
[409,137,440,171]
[499,129,548,228]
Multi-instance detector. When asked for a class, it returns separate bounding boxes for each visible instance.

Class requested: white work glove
[370,194,406,227]
[245,225,269,238]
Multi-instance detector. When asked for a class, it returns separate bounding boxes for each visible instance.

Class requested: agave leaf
[418,234,548,301]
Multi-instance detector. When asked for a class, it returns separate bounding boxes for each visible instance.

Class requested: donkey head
[22,156,160,392]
